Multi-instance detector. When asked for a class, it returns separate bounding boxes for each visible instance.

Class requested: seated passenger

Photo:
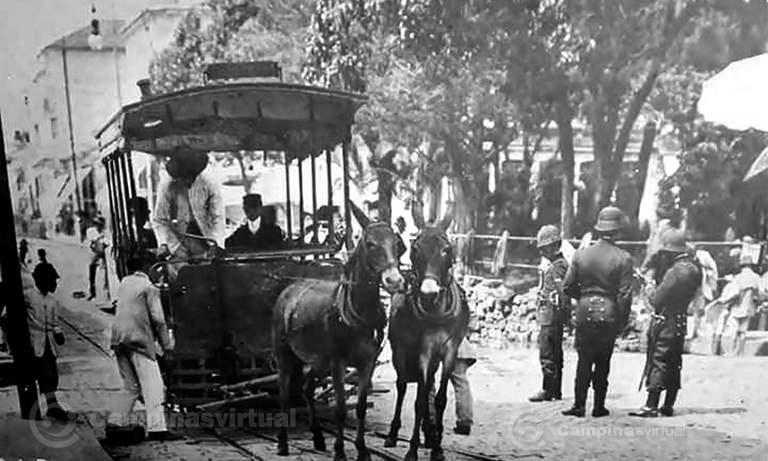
[255,205,285,249]
[129,197,158,251]
[226,194,285,251]
[153,148,225,259]
[127,196,159,269]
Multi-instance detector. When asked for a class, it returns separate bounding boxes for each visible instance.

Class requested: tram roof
[96,82,366,161]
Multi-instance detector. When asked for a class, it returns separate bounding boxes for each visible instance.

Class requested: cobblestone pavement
[2,237,767,460]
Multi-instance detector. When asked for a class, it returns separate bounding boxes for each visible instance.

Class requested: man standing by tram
[630,228,701,418]
[529,225,569,402]
[154,148,226,260]
[561,206,634,417]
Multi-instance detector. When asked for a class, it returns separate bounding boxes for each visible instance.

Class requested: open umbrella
[697,52,768,132]
[698,53,768,181]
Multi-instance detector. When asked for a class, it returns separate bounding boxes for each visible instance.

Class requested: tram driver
[154,148,226,260]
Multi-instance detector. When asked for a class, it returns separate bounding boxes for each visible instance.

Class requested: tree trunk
[632,121,657,219]
[452,178,476,234]
[556,106,575,239]
[235,153,252,194]
[427,178,442,223]
[376,149,398,225]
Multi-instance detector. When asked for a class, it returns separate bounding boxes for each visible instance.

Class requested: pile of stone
[465,275,650,352]
[465,278,543,348]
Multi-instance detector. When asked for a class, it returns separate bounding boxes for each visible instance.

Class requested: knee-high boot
[660,388,678,416]
[629,389,661,417]
[592,385,609,417]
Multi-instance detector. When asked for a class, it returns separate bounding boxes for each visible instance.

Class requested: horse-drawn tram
[94,65,374,409]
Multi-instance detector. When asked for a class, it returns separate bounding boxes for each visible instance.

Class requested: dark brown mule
[385,203,469,461]
[272,206,406,461]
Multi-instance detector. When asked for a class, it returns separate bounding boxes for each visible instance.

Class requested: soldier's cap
[594,206,626,232]
[243,193,263,209]
[659,228,689,253]
[536,224,561,248]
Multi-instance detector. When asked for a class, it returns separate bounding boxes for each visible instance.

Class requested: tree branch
[612,0,709,166]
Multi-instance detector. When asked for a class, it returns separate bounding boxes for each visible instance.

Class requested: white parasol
[697,52,768,132]
[697,53,768,181]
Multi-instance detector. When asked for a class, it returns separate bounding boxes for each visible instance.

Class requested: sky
[0,0,167,136]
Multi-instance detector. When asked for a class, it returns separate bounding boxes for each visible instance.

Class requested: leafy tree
[304,0,524,231]
[659,127,768,240]
[148,0,315,192]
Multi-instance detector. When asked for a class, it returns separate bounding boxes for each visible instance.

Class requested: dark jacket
[226,223,285,251]
[537,254,569,326]
[650,253,701,337]
[644,252,701,390]
[563,238,633,330]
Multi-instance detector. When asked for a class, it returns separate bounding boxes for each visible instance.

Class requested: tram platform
[0,414,111,461]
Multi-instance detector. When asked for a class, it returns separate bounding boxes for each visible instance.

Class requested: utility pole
[62,43,83,222]
[0,112,40,418]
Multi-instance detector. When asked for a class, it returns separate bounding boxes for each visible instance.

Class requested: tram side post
[0,112,40,418]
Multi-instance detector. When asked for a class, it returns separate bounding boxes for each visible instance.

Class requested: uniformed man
[630,229,701,417]
[561,206,634,417]
[529,225,569,402]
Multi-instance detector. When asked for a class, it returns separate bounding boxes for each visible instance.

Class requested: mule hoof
[277,446,289,456]
[334,451,348,461]
[404,450,418,461]
[383,436,397,448]
[430,448,445,461]
[356,449,372,461]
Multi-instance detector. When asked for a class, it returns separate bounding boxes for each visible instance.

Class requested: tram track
[64,311,515,461]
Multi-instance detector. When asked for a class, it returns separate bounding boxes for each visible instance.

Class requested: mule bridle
[337,222,401,330]
[409,231,461,322]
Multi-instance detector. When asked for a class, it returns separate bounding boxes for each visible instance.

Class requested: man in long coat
[630,229,701,417]
[561,206,634,418]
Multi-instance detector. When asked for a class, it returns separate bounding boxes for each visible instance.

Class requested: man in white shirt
[154,149,225,260]
[108,256,180,442]
[86,216,108,301]
[714,253,761,355]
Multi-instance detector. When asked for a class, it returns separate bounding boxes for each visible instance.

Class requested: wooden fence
[443,233,755,282]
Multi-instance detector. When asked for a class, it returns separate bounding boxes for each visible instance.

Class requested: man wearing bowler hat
[226,193,285,250]
[561,206,634,417]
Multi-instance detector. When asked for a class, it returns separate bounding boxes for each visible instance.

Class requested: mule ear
[348,200,371,229]
[439,202,455,232]
[411,199,426,229]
